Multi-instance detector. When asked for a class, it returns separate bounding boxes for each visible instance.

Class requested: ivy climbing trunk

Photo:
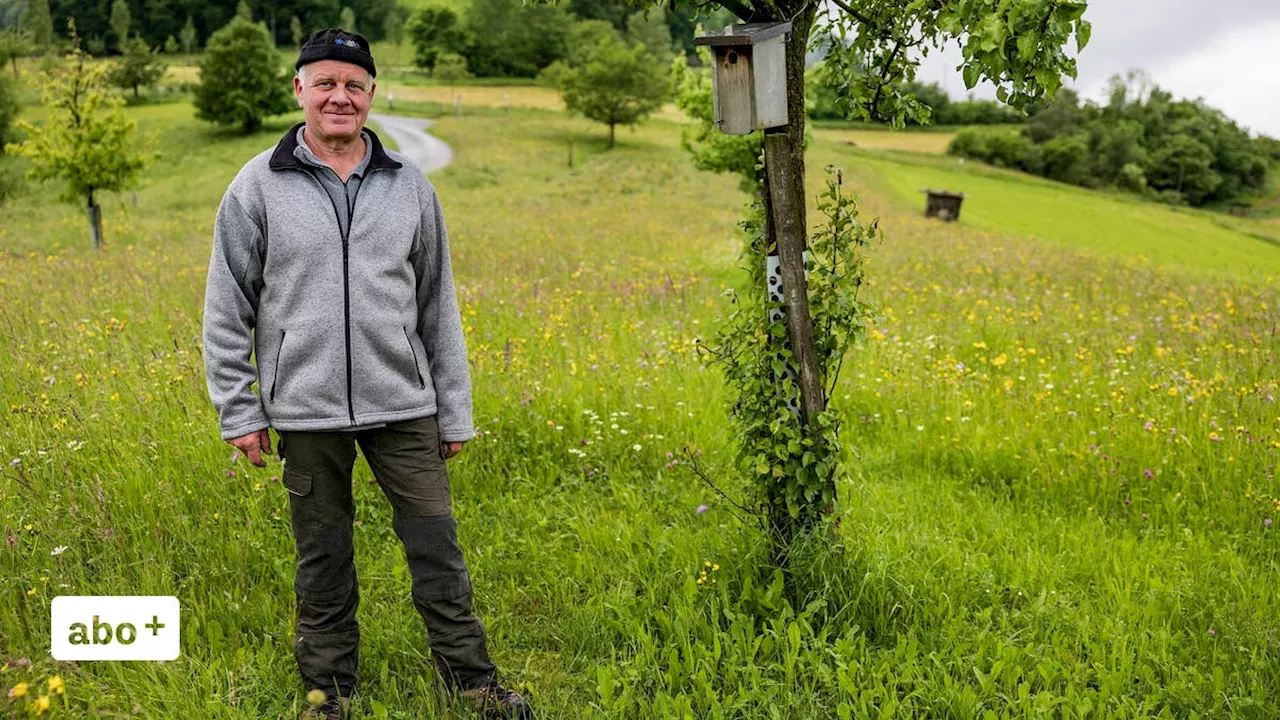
[760,2,829,544]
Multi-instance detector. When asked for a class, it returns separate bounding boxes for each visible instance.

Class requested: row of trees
[405,0,725,78]
[948,73,1277,207]
[0,0,400,54]
[808,69,1024,126]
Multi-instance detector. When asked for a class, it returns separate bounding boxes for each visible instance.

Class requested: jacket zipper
[269,329,286,402]
[307,168,377,427]
[403,326,425,389]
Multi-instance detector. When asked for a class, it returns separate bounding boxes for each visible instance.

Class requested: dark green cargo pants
[277,415,496,699]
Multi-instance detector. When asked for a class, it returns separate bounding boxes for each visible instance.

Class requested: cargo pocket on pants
[284,469,314,497]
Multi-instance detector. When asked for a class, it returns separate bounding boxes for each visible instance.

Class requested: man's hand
[443,441,465,460]
[228,429,273,467]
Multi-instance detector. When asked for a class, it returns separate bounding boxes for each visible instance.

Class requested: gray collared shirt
[293,126,374,240]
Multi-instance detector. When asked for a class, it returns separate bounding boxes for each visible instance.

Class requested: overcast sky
[912,0,1280,137]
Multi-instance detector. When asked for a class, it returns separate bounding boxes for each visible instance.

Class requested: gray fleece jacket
[202,122,473,442]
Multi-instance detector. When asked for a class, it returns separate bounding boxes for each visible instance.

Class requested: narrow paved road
[368,113,454,175]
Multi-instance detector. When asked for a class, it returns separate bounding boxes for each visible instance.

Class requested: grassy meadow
[2,82,1280,719]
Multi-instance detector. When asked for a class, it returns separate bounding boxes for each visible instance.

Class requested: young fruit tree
[108,37,166,99]
[675,0,1091,554]
[552,21,669,149]
[4,24,154,249]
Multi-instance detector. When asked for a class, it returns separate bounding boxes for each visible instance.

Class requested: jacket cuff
[438,426,474,443]
[220,417,270,441]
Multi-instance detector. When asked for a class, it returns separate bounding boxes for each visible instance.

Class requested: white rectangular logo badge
[51,596,180,661]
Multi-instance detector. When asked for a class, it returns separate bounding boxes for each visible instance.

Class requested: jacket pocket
[403,326,425,389]
[269,329,287,403]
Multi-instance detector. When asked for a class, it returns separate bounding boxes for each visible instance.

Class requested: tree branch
[681,446,764,530]
[867,36,904,121]
[826,0,878,29]
[710,0,758,22]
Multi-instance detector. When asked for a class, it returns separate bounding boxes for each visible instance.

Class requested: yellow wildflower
[9,682,29,698]
[48,675,63,695]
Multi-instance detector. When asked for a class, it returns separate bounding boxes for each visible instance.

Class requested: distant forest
[0,0,725,57]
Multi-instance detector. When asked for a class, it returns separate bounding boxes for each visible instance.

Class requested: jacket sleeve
[203,190,270,440]
[412,183,474,442]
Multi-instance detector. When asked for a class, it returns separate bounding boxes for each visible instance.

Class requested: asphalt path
[368,113,454,175]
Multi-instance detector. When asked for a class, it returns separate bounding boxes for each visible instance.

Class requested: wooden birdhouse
[694,22,792,135]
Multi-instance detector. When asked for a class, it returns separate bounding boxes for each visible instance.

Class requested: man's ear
[293,75,304,108]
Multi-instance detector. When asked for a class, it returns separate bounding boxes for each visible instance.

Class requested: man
[201,28,532,720]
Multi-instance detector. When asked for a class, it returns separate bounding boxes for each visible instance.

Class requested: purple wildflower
[696,504,709,515]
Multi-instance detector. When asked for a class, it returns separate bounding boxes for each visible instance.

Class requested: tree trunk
[87,190,103,251]
[760,2,830,540]
[608,121,615,149]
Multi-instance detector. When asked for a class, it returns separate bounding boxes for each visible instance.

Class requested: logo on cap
[334,37,362,50]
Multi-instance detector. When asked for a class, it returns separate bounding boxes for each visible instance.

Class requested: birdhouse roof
[694,22,792,47]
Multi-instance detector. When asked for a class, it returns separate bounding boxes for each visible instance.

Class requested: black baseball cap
[296,28,376,78]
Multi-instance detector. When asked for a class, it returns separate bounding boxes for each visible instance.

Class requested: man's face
[294,60,375,143]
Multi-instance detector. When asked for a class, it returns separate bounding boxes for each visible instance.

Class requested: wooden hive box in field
[920,189,967,221]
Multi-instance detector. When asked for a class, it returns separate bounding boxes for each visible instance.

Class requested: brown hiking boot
[459,680,534,719]
[299,695,350,720]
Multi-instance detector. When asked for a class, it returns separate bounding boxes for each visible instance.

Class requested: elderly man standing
[202,29,532,720]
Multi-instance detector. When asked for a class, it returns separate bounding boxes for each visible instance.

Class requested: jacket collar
[268,122,402,172]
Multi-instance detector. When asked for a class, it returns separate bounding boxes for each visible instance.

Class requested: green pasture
[1,93,1279,719]
[841,147,1280,280]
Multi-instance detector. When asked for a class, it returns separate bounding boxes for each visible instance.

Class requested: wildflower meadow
[1,91,1278,717]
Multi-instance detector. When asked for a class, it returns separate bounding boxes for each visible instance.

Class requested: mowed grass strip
[1,100,1277,718]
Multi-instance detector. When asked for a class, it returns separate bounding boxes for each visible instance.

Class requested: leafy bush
[1041,133,1089,185]
[193,17,291,133]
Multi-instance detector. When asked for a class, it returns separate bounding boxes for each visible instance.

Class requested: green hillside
[839,146,1280,280]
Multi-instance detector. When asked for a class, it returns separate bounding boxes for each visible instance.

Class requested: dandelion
[306,689,327,705]
[8,682,28,699]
